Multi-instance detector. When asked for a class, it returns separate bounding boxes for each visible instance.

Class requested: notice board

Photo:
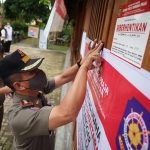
[28,26,39,38]
[111,0,150,68]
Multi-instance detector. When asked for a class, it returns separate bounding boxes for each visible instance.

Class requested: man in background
[5,22,13,54]
[0,24,7,56]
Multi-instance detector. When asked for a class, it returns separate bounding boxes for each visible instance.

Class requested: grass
[48,43,69,52]
[16,37,69,52]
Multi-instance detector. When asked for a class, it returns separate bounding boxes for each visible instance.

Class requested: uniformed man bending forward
[0,40,103,150]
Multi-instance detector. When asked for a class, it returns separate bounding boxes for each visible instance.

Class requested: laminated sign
[111,0,150,68]
[28,27,39,38]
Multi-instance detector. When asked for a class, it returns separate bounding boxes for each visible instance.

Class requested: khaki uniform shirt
[8,78,55,150]
[0,79,5,106]
[0,79,5,130]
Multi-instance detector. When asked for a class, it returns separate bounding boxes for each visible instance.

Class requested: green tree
[4,0,51,22]
[39,0,50,5]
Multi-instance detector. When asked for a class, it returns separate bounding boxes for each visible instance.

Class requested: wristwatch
[77,58,82,68]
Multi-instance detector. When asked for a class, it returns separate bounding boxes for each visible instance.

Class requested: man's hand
[54,39,104,88]
[81,39,104,65]
[80,52,100,70]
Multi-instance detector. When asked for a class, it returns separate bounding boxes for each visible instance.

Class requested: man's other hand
[81,39,104,65]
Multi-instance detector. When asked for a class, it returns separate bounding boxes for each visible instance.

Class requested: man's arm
[48,42,104,130]
[0,86,12,95]
[54,64,79,88]
[54,39,103,88]
[1,30,5,39]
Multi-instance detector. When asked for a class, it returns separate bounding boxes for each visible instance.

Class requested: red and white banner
[77,36,150,149]
[44,0,67,38]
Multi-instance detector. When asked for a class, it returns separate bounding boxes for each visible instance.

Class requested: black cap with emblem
[0,49,44,80]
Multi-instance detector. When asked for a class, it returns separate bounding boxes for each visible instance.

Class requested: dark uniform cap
[0,49,44,79]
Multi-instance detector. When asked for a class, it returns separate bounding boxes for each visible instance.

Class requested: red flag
[44,0,67,38]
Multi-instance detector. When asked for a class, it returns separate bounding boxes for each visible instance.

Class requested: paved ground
[0,44,67,150]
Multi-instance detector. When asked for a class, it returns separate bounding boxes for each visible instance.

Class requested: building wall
[71,0,150,149]
[70,0,87,65]
[70,0,150,72]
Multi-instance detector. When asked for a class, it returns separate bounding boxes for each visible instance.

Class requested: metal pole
[32,38,34,47]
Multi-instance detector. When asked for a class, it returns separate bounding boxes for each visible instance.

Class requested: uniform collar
[13,93,43,108]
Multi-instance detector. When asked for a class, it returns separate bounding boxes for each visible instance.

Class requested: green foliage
[4,0,51,23]
[39,23,46,29]
[2,19,28,37]
[49,44,69,51]
[50,0,55,7]
[11,22,28,34]
[58,22,73,43]
[19,30,26,36]
[2,20,7,25]
[39,0,50,6]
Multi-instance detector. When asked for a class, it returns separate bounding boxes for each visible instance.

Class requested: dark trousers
[0,105,4,130]
[1,40,6,52]
[0,44,4,59]
[5,41,12,52]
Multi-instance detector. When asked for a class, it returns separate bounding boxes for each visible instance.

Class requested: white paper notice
[111,0,150,68]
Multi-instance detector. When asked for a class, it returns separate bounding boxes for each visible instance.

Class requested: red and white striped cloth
[44,0,67,38]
